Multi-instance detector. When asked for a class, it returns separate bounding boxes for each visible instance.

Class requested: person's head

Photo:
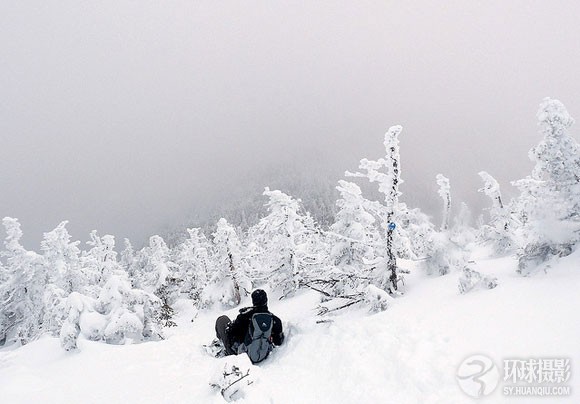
[251,289,268,308]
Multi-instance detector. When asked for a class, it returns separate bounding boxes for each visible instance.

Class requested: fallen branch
[316,298,364,315]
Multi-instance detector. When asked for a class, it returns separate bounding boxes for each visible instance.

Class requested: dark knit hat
[251,289,268,307]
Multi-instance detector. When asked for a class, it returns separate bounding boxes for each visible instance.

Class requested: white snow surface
[1,249,579,403]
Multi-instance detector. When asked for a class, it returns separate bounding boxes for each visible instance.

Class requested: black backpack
[240,312,274,364]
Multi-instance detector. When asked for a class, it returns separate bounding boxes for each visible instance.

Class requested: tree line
[1,97,578,350]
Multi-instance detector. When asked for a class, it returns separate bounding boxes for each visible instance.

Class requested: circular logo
[456,354,500,398]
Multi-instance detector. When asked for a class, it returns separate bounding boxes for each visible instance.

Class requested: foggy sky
[2,1,580,248]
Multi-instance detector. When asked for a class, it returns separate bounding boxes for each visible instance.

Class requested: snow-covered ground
[1,249,579,403]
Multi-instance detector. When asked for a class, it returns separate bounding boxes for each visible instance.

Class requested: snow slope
[1,250,579,403]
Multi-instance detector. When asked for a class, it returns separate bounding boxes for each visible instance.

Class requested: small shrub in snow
[209,358,255,402]
[517,241,573,276]
[458,267,498,294]
[363,285,392,313]
[424,232,468,276]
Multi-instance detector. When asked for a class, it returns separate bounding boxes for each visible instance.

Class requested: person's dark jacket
[227,305,284,346]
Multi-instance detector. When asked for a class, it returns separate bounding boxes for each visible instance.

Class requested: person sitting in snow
[214,289,284,363]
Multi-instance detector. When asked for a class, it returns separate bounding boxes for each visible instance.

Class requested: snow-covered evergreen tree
[41,284,68,338]
[137,236,177,294]
[137,235,180,326]
[248,188,325,298]
[328,180,378,271]
[319,181,382,300]
[0,260,7,344]
[424,231,468,276]
[96,270,164,343]
[60,292,94,351]
[0,218,48,345]
[40,223,97,337]
[395,204,435,261]
[436,174,451,231]
[449,202,477,249]
[423,175,467,276]
[173,228,211,303]
[345,125,405,293]
[478,171,515,254]
[40,223,95,337]
[203,219,250,308]
[119,238,137,282]
[80,231,120,297]
[41,221,84,293]
[60,271,163,350]
[512,98,580,274]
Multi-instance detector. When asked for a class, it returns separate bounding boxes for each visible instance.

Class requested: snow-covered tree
[41,221,84,293]
[96,270,164,343]
[0,260,7,345]
[203,219,250,308]
[249,188,325,298]
[478,171,515,254]
[395,204,435,261]
[328,180,378,270]
[173,228,211,303]
[41,282,68,338]
[137,236,177,294]
[119,238,137,282]
[345,125,405,293]
[512,98,580,274]
[449,202,477,249]
[60,292,94,351]
[423,231,468,276]
[80,231,120,296]
[479,172,504,211]
[421,175,470,276]
[137,235,179,326]
[60,271,164,350]
[436,174,451,231]
[0,218,48,345]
